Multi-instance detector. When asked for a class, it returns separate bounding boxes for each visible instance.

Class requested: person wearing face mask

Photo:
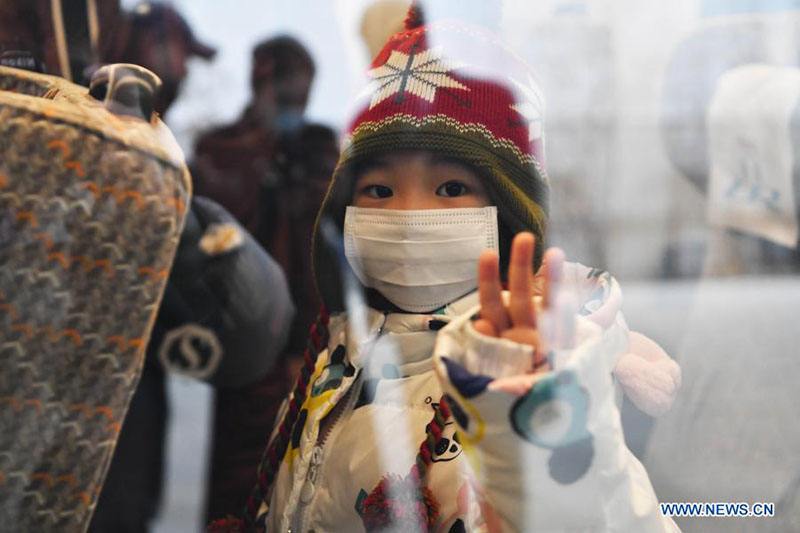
[192,38,338,364]
[208,4,682,532]
[192,35,324,242]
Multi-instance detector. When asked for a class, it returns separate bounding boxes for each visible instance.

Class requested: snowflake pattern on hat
[366,46,469,109]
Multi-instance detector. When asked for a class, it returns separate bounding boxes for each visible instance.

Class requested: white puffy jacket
[261,262,680,532]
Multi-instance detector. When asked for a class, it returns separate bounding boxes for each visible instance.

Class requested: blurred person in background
[103,1,216,118]
[192,35,326,242]
[191,35,339,521]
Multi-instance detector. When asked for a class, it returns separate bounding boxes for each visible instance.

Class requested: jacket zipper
[290,313,387,532]
[290,374,363,532]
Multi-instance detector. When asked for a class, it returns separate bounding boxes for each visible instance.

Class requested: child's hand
[473,232,568,372]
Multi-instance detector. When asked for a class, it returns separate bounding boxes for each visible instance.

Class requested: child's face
[351,151,490,209]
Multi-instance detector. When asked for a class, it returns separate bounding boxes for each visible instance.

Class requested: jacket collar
[338,290,480,377]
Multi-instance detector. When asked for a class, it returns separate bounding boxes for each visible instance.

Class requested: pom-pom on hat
[312,0,549,312]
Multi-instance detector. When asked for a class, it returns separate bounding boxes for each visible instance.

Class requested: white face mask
[343,206,499,313]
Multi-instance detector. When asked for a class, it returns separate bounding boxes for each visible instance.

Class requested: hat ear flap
[496,221,546,281]
[497,221,512,281]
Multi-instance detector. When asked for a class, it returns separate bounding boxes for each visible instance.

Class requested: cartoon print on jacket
[439,359,490,445]
[310,344,356,397]
[429,398,463,463]
[352,398,464,519]
[510,369,594,484]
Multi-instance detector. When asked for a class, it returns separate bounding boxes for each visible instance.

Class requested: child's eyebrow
[354,157,390,176]
[428,155,475,170]
[429,154,461,165]
[428,156,483,182]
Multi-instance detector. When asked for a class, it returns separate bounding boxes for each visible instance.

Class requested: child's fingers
[472,318,498,338]
[478,250,509,331]
[542,247,565,309]
[508,233,536,328]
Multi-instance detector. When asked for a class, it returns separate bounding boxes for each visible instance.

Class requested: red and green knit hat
[312,4,549,312]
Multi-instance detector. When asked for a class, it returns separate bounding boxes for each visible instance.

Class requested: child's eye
[363,185,393,199]
[436,181,469,197]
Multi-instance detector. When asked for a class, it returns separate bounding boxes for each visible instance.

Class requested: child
[228,6,681,532]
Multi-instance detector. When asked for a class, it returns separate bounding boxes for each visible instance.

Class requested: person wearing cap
[103,1,215,117]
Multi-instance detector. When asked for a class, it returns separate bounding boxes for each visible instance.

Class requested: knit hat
[312,2,549,313]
